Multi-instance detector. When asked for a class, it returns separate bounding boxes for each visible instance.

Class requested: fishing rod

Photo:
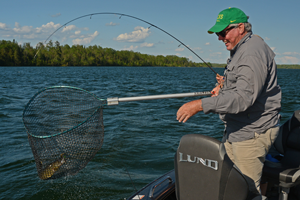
[25,13,220,182]
[34,12,218,75]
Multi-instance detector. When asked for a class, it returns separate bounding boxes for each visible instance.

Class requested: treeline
[0,39,207,67]
[277,64,300,69]
[210,64,300,69]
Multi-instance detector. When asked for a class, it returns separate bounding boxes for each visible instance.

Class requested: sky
[1,0,299,64]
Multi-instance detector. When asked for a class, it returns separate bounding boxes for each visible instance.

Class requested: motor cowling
[175,134,248,200]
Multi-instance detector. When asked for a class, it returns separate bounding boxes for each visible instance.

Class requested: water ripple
[0,67,299,200]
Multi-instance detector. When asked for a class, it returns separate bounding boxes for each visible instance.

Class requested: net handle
[107,91,211,105]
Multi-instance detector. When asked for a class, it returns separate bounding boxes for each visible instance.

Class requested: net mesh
[23,86,105,180]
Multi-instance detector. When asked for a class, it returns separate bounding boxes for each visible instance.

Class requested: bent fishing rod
[34,12,218,75]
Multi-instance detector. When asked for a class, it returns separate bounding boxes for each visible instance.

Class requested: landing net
[23,86,105,179]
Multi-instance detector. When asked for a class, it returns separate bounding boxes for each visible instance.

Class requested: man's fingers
[181,115,190,123]
[176,111,184,122]
[177,109,187,122]
[177,113,190,123]
[176,99,203,123]
[177,107,191,123]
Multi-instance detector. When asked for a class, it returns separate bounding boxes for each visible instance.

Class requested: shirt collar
[230,31,253,57]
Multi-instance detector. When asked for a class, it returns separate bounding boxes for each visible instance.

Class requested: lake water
[1,66,299,200]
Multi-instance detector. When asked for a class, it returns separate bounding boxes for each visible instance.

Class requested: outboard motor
[175,134,249,200]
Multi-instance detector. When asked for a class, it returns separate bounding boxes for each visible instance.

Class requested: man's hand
[216,74,224,87]
[211,85,221,97]
[176,99,203,123]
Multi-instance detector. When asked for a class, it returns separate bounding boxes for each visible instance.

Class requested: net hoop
[22,86,106,138]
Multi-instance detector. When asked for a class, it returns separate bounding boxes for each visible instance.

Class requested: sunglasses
[216,26,237,37]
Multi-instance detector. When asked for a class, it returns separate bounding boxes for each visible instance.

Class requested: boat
[127,110,300,200]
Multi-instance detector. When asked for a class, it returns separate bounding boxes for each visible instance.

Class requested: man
[176,7,281,199]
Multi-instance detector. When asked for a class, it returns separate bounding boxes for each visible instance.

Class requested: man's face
[217,24,245,51]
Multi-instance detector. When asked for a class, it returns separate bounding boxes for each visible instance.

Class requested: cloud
[271,47,276,51]
[72,31,99,45]
[283,52,300,56]
[140,42,154,48]
[0,22,9,29]
[265,37,270,40]
[106,22,119,26]
[62,25,76,32]
[23,34,37,39]
[115,26,151,42]
[35,22,61,33]
[205,42,210,45]
[212,52,222,56]
[175,47,184,52]
[209,52,223,59]
[277,56,300,64]
[193,47,202,51]
[0,20,100,47]
[13,25,32,33]
[15,22,20,28]
[122,42,154,51]
[51,13,61,18]
[123,45,139,51]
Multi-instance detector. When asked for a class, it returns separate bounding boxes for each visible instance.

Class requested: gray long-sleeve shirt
[202,32,281,142]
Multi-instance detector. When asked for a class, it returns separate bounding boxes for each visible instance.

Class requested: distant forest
[1,39,299,68]
[0,39,209,67]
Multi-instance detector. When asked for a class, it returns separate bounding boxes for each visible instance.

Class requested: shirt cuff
[202,97,217,114]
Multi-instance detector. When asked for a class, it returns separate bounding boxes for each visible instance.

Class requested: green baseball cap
[208,7,248,34]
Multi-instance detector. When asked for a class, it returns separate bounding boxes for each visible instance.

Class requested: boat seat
[262,110,300,200]
[175,134,248,200]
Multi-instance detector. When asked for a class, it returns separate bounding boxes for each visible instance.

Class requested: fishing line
[34,12,218,75]
[125,168,140,199]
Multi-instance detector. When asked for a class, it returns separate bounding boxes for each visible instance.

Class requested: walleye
[38,153,66,180]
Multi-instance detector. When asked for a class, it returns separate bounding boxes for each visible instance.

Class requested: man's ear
[238,23,246,34]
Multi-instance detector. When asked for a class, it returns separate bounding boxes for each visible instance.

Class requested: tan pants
[223,126,279,196]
